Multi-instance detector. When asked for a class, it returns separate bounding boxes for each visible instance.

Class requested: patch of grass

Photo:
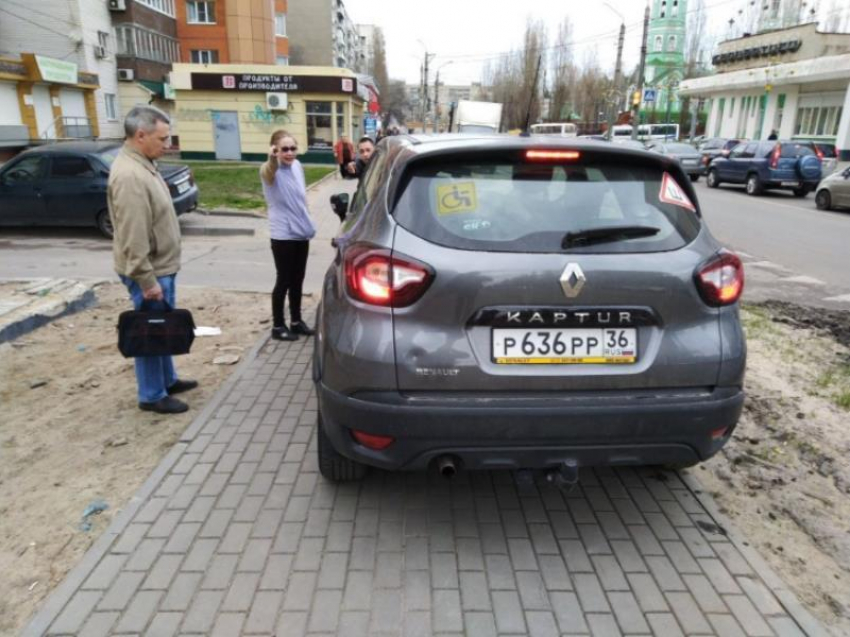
[741,305,778,340]
[834,391,850,410]
[186,164,335,211]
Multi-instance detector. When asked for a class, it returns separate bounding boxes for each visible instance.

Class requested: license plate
[682,159,697,164]
[492,328,637,364]
[780,181,800,187]
[176,180,190,194]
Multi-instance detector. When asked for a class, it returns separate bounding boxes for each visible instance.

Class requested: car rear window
[779,143,815,158]
[393,155,701,254]
[664,143,697,154]
[97,147,121,167]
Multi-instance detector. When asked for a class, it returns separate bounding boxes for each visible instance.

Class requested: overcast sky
[344,0,845,87]
[343,0,723,86]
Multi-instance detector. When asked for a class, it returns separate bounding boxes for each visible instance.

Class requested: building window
[275,13,286,36]
[136,0,175,17]
[187,1,215,24]
[667,35,676,52]
[190,49,219,63]
[115,25,179,63]
[672,0,678,17]
[306,101,333,149]
[654,36,663,52]
[276,55,289,65]
[794,105,843,137]
[98,31,110,51]
[105,93,117,121]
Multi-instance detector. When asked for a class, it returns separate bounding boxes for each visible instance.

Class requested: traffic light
[632,91,641,106]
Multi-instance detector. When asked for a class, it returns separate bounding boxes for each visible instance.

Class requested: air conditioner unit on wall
[117,68,134,81]
[94,46,107,59]
[266,92,288,111]
[108,0,126,10]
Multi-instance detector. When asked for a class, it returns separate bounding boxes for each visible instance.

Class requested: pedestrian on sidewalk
[260,130,316,342]
[333,134,355,179]
[109,105,198,415]
[345,136,375,185]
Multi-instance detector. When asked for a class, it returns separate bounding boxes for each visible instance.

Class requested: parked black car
[0,141,198,238]
[697,138,745,176]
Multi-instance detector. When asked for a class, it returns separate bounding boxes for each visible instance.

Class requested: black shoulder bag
[117,300,196,358]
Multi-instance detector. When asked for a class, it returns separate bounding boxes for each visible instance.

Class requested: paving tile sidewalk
[22,172,827,637]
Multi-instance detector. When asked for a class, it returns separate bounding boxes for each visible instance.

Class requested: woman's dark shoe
[291,320,315,336]
[271,325,298,341]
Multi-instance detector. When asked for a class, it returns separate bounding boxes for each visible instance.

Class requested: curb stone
[0,279,101,344]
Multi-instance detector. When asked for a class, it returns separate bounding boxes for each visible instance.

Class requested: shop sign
[191,73,358,94]
[712,39,801,66]
[364,117,378,137]
[35,55,78,84]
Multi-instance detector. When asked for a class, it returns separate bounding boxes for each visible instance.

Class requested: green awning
[138,80,165,97]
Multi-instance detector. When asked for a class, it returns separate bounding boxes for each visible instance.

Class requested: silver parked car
[314,136,746,481]
[815,164,850,211]
[647,141,703,181]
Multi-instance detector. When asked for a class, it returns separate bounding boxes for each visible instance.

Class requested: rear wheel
[792,187,808,198]
[706,169,720,188]
[96,210,114,239]
[317,411,368,482]
[745,174,763,196]
[815,189,832,210]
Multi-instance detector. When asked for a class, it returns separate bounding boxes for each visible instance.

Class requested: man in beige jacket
[109,105,197,414]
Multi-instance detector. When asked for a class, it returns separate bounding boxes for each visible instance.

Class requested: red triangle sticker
[659,172,696,212]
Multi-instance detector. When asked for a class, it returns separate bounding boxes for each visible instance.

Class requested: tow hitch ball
[546,460,579,487]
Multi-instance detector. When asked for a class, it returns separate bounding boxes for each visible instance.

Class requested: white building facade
[0,0,122,139]
[679,23,850,161]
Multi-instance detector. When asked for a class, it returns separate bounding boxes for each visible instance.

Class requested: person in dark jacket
[345,136,375,184]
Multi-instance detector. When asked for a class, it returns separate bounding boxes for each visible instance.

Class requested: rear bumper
[172,185,199,215]
[316,383,744,471]
[764,178,819,191]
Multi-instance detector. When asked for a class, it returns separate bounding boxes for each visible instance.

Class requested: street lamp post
[665,79,679,140]
[434,61,453,133]
[603,3,626,140]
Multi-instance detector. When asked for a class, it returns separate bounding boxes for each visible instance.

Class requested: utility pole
[631,2,650,140]
[605,21,626,140]
[434,71,440,133]
[523,54,543,134]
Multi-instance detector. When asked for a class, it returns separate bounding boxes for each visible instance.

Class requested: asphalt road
[694,179,849,291]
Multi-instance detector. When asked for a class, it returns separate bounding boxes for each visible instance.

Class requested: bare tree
[371,28,389,95]
[685,0,708,76]
[549,17,577,122]
[381,79,410,127]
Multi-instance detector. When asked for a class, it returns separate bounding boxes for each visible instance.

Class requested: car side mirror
[330,193,349,222]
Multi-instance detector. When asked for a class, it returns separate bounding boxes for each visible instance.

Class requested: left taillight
[344,245,434,307]
[694,250,744,307]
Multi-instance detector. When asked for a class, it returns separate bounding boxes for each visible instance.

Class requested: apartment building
[287,0,363,70]
[0,0,122,141]
[174,0,288,66]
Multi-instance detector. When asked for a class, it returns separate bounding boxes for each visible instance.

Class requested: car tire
[689,174,699,182]
[745,174,763,196]
[706,169,720,188]
[96,210,114,239]
[815,189,832,210]
[792,187,808,198]
[317,411,368,482]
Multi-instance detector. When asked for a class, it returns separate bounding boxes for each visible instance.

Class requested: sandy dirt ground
[0,282,275,635]
[696,302,850,636]
[1,285,849,635]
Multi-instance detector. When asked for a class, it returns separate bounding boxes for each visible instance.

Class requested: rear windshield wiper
[561,225,661,248]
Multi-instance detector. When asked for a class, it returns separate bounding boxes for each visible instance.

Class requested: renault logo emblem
[560,263,586,298]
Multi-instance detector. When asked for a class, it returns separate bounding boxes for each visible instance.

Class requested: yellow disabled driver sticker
[436,182,478,215]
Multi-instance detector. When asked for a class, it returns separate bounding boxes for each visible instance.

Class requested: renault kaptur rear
[313,136,745,481]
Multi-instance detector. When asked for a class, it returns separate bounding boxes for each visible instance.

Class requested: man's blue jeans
[120,274,178,404]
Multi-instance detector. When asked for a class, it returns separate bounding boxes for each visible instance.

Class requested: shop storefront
[169,64,365,162]
[679,23,850,160]
[0,54,100,160]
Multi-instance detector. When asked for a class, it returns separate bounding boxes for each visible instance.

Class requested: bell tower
[645,0,687,117]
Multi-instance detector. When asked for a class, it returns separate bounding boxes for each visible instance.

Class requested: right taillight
[695,250,744,307]
[343,244,434,307]
[769,144,781,168]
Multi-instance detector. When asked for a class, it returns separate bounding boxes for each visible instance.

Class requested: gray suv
[314,136,746,481]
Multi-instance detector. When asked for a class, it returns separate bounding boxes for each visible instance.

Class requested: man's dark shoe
[167,379,199,395]
[291,320,315,336]
[139,396,189,414]
[271,325,298,341]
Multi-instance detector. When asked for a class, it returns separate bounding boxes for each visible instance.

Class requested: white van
[530,122,578,137]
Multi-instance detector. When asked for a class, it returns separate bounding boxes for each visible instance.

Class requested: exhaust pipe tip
[436,455,458,479]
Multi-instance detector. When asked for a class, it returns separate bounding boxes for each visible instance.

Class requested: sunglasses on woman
[275,146,297,153]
